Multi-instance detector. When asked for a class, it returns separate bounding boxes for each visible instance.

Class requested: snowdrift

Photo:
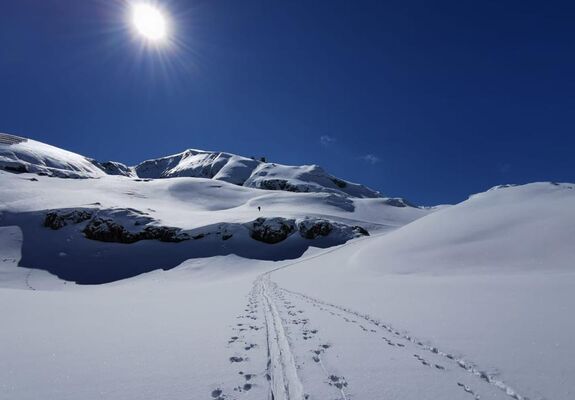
[355,182,575,275]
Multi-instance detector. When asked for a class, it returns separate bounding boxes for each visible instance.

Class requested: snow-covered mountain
[1,132,574,400]
[0,133,381,198]
[135,149,381,198]
[0,133,108,178]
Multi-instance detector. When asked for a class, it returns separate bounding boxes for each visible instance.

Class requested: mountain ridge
[0,133,382,199]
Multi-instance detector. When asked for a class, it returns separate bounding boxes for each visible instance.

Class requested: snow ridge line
[259,276,305,400]
[279,286,529,400]
[24,269,36,291]
[266,231,388,276]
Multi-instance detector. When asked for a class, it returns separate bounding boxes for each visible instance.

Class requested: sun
[131,3,169,42]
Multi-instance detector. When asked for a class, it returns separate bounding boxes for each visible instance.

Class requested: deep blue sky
[1,0,573,205]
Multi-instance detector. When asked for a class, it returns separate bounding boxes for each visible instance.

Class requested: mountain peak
[0,133,382,198]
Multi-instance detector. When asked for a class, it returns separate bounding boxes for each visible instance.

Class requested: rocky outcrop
[248,217,296,244]
[83,218,189,243]
[44,209,95,230]
[43,208,367,247]
[1,163,28,173]
[298,218,370,239]
[255,179,308,193]
[331,178,347,188]
[92,161,134,177]
[247,217,369,244]
[352,226,370,236]
[43,207,189,243]
[380,198,415,208]
[298,219,333,239]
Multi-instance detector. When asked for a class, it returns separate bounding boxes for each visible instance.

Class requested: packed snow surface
[0,136,574,400]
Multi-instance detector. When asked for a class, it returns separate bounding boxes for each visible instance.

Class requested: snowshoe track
[278,285,529,400]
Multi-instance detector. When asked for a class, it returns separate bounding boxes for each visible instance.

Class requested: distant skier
[257,206,261,212]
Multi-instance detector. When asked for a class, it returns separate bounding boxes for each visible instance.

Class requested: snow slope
[271,182,575,400]
[0,135,573,400]
[356,182,575,274]
[0,168,424,284]
[0,133,107,178]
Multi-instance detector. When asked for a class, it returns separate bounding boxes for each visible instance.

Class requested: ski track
[266,278,350,400]
[215,235,533,400]
[260,275,305,400]
[278,284,529,400]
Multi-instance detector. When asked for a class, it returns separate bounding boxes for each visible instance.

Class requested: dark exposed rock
[43,207,189,243]
[2,164,27,174]
[352,226,370,236]
[298,218,369,239]
[248,217,296,244]
[44,209,95,230]
[83,218,135,243]
[83,217,189,243]
[256,179,307,193]
[247,217,368,244]
[92,160,133,177]
[141,225,189,243]
[381,197,415,208]
[0,133,28,145]
[298,219,333,239]
[43,207,367,248]
[331,178,347,189]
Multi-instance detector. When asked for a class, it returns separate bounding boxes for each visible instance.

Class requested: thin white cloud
[320,135,336,146]
[361,154,380,165]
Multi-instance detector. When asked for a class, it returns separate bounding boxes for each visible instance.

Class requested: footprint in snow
[233,383,253,392]
[457,382,480,399]
[211,388,225,400]
[414,354,431,366]
[328,375,348,390]
[239,372,255,381]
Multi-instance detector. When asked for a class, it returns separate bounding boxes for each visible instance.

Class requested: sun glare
[131,3,169,42]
